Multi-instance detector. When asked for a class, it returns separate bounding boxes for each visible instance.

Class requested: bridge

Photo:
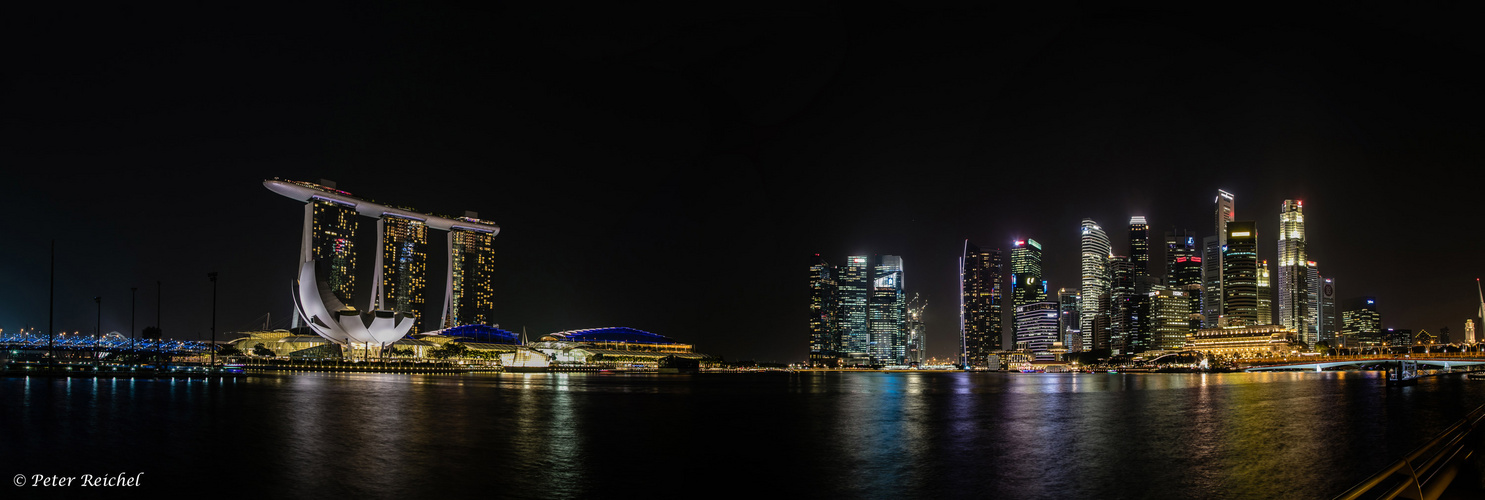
[1243,353,1485,385]
[1,332,211,356]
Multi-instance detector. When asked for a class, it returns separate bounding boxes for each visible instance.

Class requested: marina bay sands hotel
[265,178,500,333]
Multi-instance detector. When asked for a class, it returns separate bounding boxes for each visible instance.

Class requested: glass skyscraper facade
[870,255,907,364]
[1150,288,1192,351]
[1221,221,1259,326]
[1257,260,1272,326]
[808,255,839,366]
[960,242,1003,366]
[838,256,871,362]
[1010,239,1046,342]
[1341,296,1381,348]
[1058,288,1081,352]
[1080,219,1111,350]
[1014,301,1059,360]
[1203,190,1235,328]
[1165,228,1203,336]
[1129,216,1149,276]
[1277,199,1310,338]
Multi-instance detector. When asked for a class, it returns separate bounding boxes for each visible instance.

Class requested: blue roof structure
[432,324,521,345]
[545,327,680,345]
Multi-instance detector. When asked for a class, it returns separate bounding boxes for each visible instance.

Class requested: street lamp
[130,287,137,359]
[208,272,218,370]
[93,296,101,369]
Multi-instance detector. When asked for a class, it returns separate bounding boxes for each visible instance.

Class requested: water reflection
[4,371,1484,499]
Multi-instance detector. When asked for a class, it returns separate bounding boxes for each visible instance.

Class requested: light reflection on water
[3,371,1484,499]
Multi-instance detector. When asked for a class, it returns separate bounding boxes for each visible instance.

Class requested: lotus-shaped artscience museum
[293,260,415,345]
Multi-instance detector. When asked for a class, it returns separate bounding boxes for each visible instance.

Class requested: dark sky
[5,3,1484,362]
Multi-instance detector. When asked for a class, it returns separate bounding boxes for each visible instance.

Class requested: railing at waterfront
[1333,403,1485,500]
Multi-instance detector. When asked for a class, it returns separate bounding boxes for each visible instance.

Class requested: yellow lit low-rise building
[1186,324,1301,359]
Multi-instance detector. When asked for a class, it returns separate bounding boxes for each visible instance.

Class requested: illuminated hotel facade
[266,178,501,344]
[1186,324,1300,358]
[375,214,428,332]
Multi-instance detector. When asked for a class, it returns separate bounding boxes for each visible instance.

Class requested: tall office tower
[808,255,839,366]
[1014,301,1059,360]
[1257,260,1272,326]
[1011,239,1047,343]
[1080,219,1112,349]
[1276,199,1309,337]
[1341,297,1381,348]
[1149,288,1192,351]
[959,242,1003,366]
[1166,229,1204,336]
[1107,255,1135,353]
[1204,190,1236,327]
[1129,216,1150,277]
[1305,262,1322,344]
[1201,236,1222,328]
[906,294,926,365]
[1058,288,1082,352]
[1221,221,1259,326]
[838,256,871,360]
[311,199,359,305]
[870,255,907,364]
[374,214,429,332]
[1467,319,1477,344]
[444,227,498,327]
[1321,278,1336,344]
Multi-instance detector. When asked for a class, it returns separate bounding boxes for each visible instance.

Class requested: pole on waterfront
[48,240,55,361]
[130,287,137,358]
[208,272,218,369]
[93,296,101,368]
[156,280,162,366]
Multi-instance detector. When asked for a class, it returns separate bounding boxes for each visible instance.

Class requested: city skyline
[6,4,1485,362]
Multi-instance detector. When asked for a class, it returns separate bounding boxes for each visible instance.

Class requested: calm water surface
[5,371,1485,499]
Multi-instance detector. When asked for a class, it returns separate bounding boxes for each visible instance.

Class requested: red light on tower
[1015,240,1026,246]
[1191,257,1202,262]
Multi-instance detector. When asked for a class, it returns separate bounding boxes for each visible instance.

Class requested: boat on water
[1107,370,1119,373]
[1466,372,1485,380]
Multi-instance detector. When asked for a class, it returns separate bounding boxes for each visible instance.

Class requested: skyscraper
[311,198,359,305]
[1257,260,1272,326]
[808,255,839,366]
[869,255,907,364]
[906,293,926,365]
[1467,319,1477,344]
[1203,190,1235,328]
[1276,200,1309,339]
[1221,221,1259,326]
[1058,288,1082,352]
[1149,288,1192,351]
[1165,229,1203,337]
[1129,216,1150,277]
[1080,219,1112,350]
[1014,301,1059,360]
[1011,239,1046,340]
[375,214,428,332]
[838,256,871,363]
[1306,262,1322,344]
[445,226,497,327]
[1341,296,1381,348]
[1108,255,1134,353]
[960,242,1003,367]
[1320,277,1336,345]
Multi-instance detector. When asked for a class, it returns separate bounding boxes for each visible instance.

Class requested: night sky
[5,3,1484,362]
